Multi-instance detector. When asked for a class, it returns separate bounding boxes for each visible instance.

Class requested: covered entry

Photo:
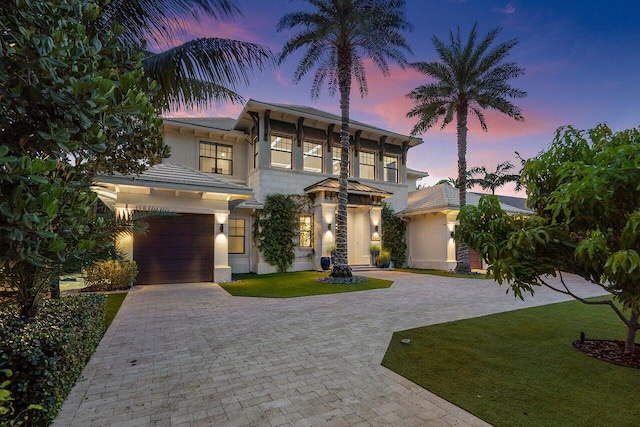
[134,214,214,284]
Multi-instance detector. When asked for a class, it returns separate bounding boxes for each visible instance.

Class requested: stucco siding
[408,212,454,270]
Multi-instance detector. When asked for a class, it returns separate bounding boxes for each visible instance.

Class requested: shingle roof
[406,168,429,178]
[162,117,237,131]
[304,178,392,197]
[96,163,252,196]
[401,183,531,216]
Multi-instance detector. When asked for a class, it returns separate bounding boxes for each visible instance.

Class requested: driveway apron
[53,271,606,426]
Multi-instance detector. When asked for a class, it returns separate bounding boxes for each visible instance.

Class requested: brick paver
[53,271,606,426]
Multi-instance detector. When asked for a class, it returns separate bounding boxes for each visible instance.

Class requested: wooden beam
[264,109,271,141]
[326,124,335,152]
[354,130,362,157]
[402,141,409,165]
[297,117,305,147]
[378,136,387,161]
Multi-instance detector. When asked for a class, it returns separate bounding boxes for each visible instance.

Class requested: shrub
[0,295,106,425]
[376,250,392,268]
[381,202,407,267]
[82,260,138,291]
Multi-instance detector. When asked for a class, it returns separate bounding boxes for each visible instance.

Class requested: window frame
[383,154,399,183]
[303,139,324,173]
[270,133,293,169]
[199,141,233,175]
[299,215,313,248]
[359,150,376,180]
[228,218,246,255]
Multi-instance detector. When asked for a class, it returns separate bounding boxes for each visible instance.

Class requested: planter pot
[320,257,331,271]
[370,250,380,266]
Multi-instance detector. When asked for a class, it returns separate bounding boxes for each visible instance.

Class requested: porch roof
[304,178,392,197]
[95,163,253,197]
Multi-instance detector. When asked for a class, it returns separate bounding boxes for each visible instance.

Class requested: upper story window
[299,215,312,248]
[359,151,376,180]
[228,218,245,254]
[332,146,342,175]
[200,141,232,175]
[252,136,259,169]
[303,140,323,173]
[383,155,398,183]
[270,133,293,169]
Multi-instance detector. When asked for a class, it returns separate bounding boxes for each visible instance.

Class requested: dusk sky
[159,0,640,196]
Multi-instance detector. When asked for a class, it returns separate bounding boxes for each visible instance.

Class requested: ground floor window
[299,215,312,248]
[228,218,245,254]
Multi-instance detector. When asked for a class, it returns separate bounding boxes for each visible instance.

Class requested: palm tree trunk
[455,107,471,274]
[331,50,352,278]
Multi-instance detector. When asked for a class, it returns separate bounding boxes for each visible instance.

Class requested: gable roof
[400,183,531,216]
[95,163,252,196]
[304,178,392,197]
[162,117,237,131]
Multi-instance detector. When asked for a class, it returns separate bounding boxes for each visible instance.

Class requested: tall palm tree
[474,161,520,194]
[101,0,274,111]
[406,22,526,273]
[277,0,412,278]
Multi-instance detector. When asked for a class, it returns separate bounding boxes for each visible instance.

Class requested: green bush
[82,260,138,291]
[381,202,407,267]
[0,295,106,426]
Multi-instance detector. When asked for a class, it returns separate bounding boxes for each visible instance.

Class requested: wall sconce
[327,223,332,231]
[220,224,224,234]
[374,225,379,232]
[450,231,455,239]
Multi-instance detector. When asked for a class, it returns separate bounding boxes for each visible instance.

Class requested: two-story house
[95,99,425,284]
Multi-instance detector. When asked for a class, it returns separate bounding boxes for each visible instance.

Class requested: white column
[214,212,232,282]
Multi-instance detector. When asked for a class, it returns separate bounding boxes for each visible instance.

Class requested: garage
[133,213,214,284]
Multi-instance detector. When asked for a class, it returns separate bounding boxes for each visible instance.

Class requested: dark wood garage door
[133,214,214,284]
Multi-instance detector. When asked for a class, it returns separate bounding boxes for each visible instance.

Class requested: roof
[406,168,429,179]
[230,197,264,210]
[95,163,253,196]
[240,99,423,147]
[400,183,531,216]
[304,178,392,197]
[162,117,237,131]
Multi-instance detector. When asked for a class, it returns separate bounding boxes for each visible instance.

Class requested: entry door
[347,207,368,265]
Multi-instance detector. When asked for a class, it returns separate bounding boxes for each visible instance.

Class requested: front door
[347,207,369,265]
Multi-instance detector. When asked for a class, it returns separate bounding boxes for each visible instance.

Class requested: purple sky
[161,0,640,196]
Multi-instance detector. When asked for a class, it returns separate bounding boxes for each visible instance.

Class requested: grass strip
[220,271,393,298]
[104,292,127,329]
[382,298,640,426]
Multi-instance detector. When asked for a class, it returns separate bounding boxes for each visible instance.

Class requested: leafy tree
[381,202,406,267]
[277,0,412,277]
[101,0,274,110]
[0,0,167,316]
[457,125,640,353]
[406,22,526,274]
[472,160,520,194]
[253,194,300,273]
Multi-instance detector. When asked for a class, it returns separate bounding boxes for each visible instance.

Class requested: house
[95,99,424,284]
[400,184,532,270]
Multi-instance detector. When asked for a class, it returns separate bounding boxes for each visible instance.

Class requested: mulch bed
[573,339,640,369]
[315,276,368,284]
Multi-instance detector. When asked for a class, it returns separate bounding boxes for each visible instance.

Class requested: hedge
[0,295,106,426]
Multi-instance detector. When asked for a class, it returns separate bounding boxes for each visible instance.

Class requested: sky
[158,0,640,196]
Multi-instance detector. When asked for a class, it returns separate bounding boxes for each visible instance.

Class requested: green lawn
[382,298,640,427]
[396,267,489,279]
[220,271,393,298]
[104,293,127,329]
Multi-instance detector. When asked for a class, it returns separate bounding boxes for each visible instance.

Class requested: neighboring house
[95,99,424,283]
[400,183,532,270]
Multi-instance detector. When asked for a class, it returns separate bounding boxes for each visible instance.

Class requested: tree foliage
[278,0,412,277]
[457,124,640,353]
[381,202,406,267]
[407,22,526,273]
[0,0,167,316]
[471,161,520,194]
[253,194,301,273]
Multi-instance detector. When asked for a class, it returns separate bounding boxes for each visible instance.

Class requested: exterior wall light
[374,225,379,232]
[450,231,455,239]
[327,223,332,231]
[220,223,224,234]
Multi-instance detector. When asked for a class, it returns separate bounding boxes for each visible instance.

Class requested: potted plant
[327,244,337,265]
[369,244,381,266]
[376,249,391,268]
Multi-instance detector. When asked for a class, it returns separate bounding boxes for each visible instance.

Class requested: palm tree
[406,22,526,273]
[101,0,274,111]
[473,161,520,194]
[436,168,483,189]
[277,0,412,278]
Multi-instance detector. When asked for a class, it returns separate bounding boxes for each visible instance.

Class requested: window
[299,215,312,248]
[332,146,342,175]
[303,140,323,173]
[270,134,292,168]
[383,155,398,183]
[253,136,259,169]
[200,142,233,175]
[359,151,376,180]
[228,218,245,254]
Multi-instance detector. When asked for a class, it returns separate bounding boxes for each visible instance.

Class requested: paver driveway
[54,271,606,426]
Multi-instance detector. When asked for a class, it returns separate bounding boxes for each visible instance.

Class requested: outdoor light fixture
[327,223,332,231]
[450,231,455,238]
[220,224,224,234]
[374,225,379,232]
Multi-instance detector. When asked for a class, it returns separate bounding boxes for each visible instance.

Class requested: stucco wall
[407,212,456,270]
